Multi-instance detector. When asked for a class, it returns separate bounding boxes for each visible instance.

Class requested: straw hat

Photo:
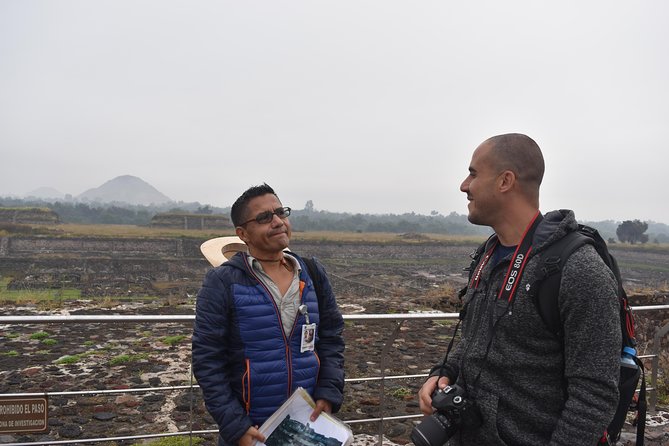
[200,236,248,267]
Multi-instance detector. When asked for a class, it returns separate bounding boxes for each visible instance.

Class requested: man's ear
[498,170,517,193]
[235,226,247,243]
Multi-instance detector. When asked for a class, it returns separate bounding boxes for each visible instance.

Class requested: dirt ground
[1,238,669,445]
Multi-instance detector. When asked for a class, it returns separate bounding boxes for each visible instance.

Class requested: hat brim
[200,236,248,267]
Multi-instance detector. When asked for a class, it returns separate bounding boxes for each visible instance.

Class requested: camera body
[410,384,481,446]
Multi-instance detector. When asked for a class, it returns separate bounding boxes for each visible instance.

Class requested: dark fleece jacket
[432,210,620,446]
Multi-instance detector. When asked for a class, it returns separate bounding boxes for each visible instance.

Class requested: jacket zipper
[242,255,295,397]
[242,358,251,413]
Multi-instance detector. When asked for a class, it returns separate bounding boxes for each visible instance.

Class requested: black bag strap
[459,234,496,299]
[529,229,593,336]
[533,227,646,445]
[635,356,647,446]
[303,256,325,311]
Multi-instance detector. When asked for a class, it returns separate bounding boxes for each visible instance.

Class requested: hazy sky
[1,1,668,224]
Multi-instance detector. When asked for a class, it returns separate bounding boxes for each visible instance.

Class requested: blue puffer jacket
[192,252,345,446]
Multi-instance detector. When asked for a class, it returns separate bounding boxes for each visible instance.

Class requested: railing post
[189,361,195,446]
[651,321,669,412]
[376,319,406,446]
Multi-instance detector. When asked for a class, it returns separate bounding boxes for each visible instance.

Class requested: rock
[58,424,82,438]
[174,393,199,412]
[115,394,140,407]
[142,413,158,422]
[360,397,381,406]
[93,412,116,421]
[22,367,42,377]
[143,393,165,403]
[351,434,405,446]
[386,424,407,437]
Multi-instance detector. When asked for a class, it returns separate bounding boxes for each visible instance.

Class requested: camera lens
[410,413,457,446]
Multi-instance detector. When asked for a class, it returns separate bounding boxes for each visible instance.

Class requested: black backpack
[464,224,646,446]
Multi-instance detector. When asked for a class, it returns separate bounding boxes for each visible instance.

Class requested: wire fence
[1,307,668,445]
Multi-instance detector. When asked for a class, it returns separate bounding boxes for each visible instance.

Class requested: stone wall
[150,213,232,230]
[0,236,210,288]
[0,207,60,225]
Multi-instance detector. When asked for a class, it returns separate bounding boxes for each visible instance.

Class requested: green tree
[616,219,649,244]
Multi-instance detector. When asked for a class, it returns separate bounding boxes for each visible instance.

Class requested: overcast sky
[1,1,668,224]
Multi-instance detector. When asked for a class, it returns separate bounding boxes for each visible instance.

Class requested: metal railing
[1,306,668,445]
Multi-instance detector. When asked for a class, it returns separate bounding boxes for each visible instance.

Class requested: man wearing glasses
[192,184,345,446]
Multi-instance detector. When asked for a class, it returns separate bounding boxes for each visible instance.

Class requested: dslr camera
[410,384,481,446]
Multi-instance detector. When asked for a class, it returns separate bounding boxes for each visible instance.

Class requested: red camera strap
[470,211,543,304]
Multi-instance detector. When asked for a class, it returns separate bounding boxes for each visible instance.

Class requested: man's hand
[418,375,450,415]
[238,425,265,446]
[310,399,333,422]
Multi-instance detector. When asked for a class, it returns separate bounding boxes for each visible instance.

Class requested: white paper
[258,388,352,446]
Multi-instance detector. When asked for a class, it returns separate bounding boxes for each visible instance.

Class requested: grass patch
[618,262,669,273]
[0,276,81,303]
[55,355,83,365]
[109,353,149,366]
[41,338,57,346]
[3,350,19,357]
[35,223,228,240]
[136,436,205,446]
[30,331,50,340]
[7,223,489,245]
[0,287,81,303]
[390,387,412,399]
[162,335,187,347]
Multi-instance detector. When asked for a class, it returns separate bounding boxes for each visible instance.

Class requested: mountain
[25,187,66,200]
[77,175,172,206]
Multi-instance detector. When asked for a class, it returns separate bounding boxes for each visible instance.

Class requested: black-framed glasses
[239,207,291,226]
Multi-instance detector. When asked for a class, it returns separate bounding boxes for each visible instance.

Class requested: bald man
[417,134,620,445]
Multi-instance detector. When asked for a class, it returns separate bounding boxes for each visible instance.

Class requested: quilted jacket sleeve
[310,258,346,412]
[192,268,252,444]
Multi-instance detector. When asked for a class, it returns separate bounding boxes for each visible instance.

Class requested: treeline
[0,197,217,226]
[582,219,669,244]
[2,196,669,241]
[0,196,491,235]
[289,209,490,236]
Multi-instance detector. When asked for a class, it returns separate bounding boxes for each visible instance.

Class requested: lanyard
[469,211,543,303]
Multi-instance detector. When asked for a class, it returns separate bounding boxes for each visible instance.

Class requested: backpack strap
[635,356,647,446]
[530,226,646,445]
[459,234,496,299]
[529,229,594,336]
[303,256,325,311]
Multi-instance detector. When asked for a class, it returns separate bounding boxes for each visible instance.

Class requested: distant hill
[25,187,65,201]
[77,175,172,206]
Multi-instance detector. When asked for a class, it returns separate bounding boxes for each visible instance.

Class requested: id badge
[301,323,316,353]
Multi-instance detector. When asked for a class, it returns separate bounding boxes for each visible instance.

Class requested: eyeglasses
[239,207,291,226]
